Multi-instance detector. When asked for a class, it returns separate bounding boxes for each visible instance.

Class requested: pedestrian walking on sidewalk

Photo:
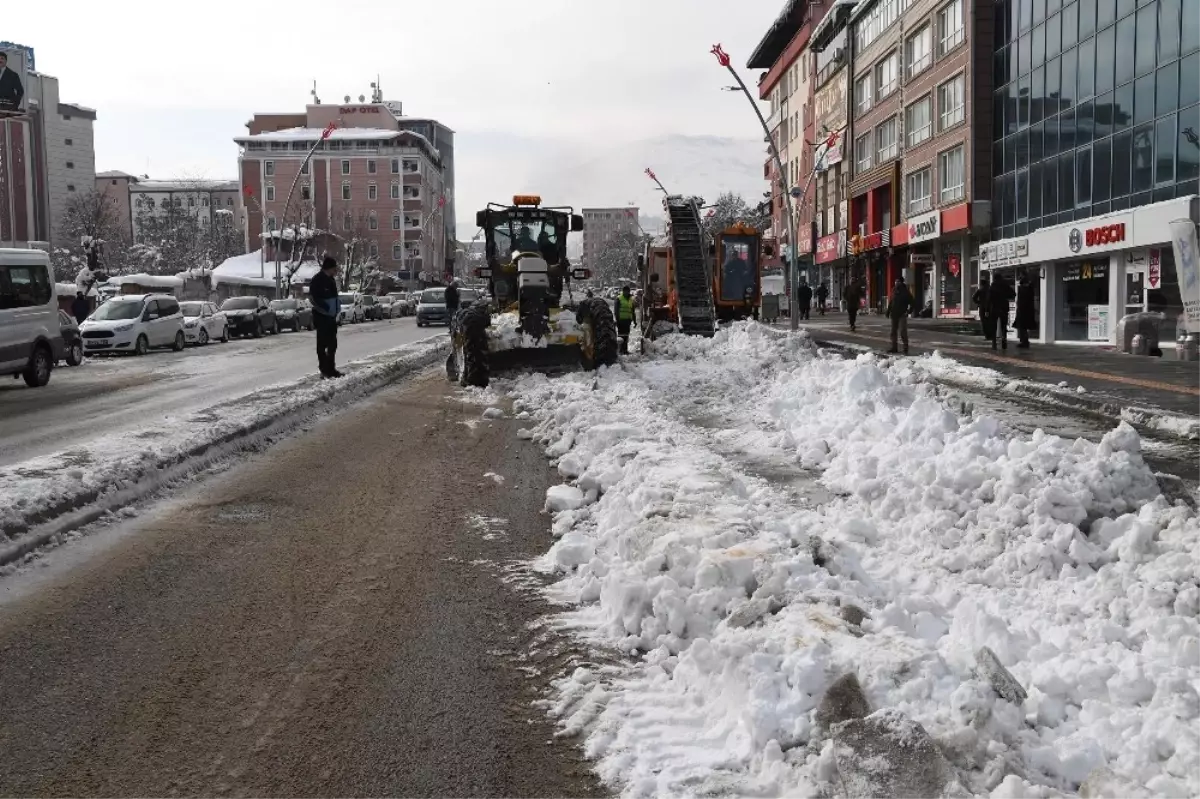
[972,276,993,343]
[796,281,813,320]
[310,256,343,378]
[815,282,829,315]
[989,272,1016,351]
[886,276,912,354]
[1015,270,1036,348]
[615,285,636,354]
[843,278,863,331]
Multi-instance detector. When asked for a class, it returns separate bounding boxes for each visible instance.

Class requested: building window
[301,184,311,201]
[368,213,378,231]
[390,183,400,200]
[405,214,421,228]
[67,184,76,192]
[875,117,898,162]
[65,138,73,146]
[938,74,966,130]
[854,73,873,117]
[266,185,276,202]
[227,198,233,206]
[938,0,964,56]
[62,114,71,121]
[267,215,277,230]
[907,167,933,214]
[402,159,419,173]
[939,145,965,202]
[875,51,899,99]
[906,25,933,78]
[855,133,873,172]
[368,183,378,201]
[906,94,933,147]
[265,161,275,177]
[854,0,908,53]
[369,242,378,258]
[66,161,75,169]
[391,158,400,174]
[343,211,352,231]
[188,196,195,207]
[341,160,351,175]
[393,244,403,260]
[202,197,209,206]
[368,159,377,174]
[392,214,402,230]
[341,183,351,200]
[403,185,421,199]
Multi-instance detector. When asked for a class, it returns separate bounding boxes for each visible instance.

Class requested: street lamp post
[274,121,336,298]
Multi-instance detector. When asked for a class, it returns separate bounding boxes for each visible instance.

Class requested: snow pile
[0,337,448,561]
[489,309,582,351]
[511,323,1199,797]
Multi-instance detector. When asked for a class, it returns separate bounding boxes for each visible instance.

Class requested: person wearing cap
[309,256,343,378]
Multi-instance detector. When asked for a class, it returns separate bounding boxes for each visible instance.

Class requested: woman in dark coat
[1014,270,1037,348]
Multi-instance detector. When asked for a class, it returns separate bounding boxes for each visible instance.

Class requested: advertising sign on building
[907,211,940,244]
[1148,249,1161,289]
[1087,304,1110,341]
[813,73,848,138]
[0,43,30,115]
[814,231,846,264]
[1169,218,1200,332]
[980,238,1029,268]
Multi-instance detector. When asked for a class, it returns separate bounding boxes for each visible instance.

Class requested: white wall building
[582,207,640,273]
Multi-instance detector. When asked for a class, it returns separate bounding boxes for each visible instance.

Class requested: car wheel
[173,330,186,351]
[198,327,209,346]
[66,340,84,366]
[23,344,52,387]
[135,334,150,355]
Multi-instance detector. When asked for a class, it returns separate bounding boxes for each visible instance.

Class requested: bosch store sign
[1068,222,1128,253]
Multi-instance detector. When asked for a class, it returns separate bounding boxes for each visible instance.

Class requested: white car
[79,293,185,356]
[376,297,395,318]
[386,292,410,316]
[337,292,365,324]
[180,301,228,345]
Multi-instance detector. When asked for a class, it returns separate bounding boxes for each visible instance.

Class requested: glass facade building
[991,0,1200,240]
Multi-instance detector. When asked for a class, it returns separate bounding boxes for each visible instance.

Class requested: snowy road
[0,318,438,467]
[0,373,600,797]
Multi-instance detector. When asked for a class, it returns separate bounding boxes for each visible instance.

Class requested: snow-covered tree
[591,229,643,287]
[701,192,772,241]
[50,189,133,280]
[131,179,247,276]
[339,212,380,291]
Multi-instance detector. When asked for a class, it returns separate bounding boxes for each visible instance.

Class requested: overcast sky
[14,0,784,230]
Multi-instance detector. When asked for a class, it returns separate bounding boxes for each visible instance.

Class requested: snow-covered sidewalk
[0,338,447,562]
[511,324,1198,797]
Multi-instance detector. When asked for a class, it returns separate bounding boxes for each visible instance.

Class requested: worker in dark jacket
[988,272,1016,350]
[309,256,343,378]
[71,291,90,324]
[972,275,993,343]
[886,276,913,354]
[843,278,863,331]
[1015,270,1037,348]
[796,281,813,320]
[444,279,460,321]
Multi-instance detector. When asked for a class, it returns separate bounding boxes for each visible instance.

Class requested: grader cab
[446,195,619,388]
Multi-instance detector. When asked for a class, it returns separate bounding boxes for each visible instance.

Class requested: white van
[0,249,64,387]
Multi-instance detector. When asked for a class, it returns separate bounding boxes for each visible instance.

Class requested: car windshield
[269,300,296,309]
[459,289,479,301]
[91,300,144,321]
[180,302,204,317]
[422,289,445,303]
[222,297,259,310]
[338,293,355,303]
[362,296,375,304]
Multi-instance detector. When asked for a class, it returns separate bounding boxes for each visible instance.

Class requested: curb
[0,340,449,567]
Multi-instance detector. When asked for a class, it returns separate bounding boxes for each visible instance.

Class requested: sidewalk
[782,311,1200,421]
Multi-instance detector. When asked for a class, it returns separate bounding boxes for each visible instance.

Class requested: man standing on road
[444,279,460,327]
[310,256,343,378]
[815,282,829,315]
[796,280,813,320]
[843,278,863,332]
[71,291,90,324]
[972,275,993,344]
[1015,270,1036,349]
[989,272,1016,351]
[886,276,912,355]
[615,285,636,354]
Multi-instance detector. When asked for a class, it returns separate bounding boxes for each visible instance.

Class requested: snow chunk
[545,484,585,512]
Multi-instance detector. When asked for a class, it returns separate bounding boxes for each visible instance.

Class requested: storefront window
[1056,258,1110,340]
[1145,247,1188,337]
[940,243,964,315]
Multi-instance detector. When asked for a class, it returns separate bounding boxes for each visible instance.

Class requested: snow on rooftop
[212,249,320,288]
[236,127,440,159]
[106,272,184,289]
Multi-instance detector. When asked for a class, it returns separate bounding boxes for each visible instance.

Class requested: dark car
[57,310,84,366]
[220,296,278,338]
[361,295,384,321]
[269,298,313,332]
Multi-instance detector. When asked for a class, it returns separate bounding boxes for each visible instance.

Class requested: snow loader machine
[447,195,620,388]
[711,222,764,323]
[637,195,717,345]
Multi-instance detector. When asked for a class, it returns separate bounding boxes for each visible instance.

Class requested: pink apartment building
[235,101,451,280]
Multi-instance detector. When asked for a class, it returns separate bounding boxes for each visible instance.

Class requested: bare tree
[701,191,772,241]
[592,229,643,287]
[50,189,133,280]
[338,211,380,291]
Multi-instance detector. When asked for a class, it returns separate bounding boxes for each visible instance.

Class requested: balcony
[765,106,783,133]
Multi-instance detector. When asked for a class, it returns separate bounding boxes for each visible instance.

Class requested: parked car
[416,287,480,326]
[57,310,84,366]
[386,292,410,316]
[361,294,383,321]
[405,293,421,316]
[376,296,396,318]
[269,298,313,332]
[337,293,365,325]
[80,293,185,356]
[0,249,63,387]
[220,295,278,337]
[180,301,229,345]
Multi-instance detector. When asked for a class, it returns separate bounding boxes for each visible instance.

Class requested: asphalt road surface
[0,372,601,798]
[0,318,438,468]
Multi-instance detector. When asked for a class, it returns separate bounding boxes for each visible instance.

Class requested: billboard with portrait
[0,42,30,115]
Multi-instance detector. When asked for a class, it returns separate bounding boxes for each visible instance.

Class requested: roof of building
[58,102,97,120]
[234,126,441,162]
[748,0,815,70]
[132,179,239,192]
[810,0,858,53]
[96,170,138,179]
